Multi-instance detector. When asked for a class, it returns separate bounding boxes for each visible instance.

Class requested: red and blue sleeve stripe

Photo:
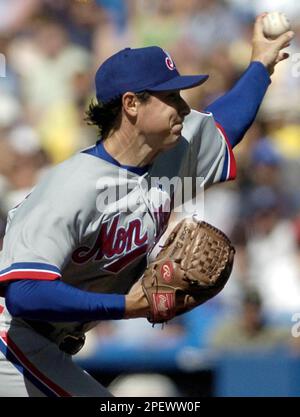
[216,123,237,182]
[0,262,61,283]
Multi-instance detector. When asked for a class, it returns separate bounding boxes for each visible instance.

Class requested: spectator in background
[96,0,129,34]
[17,19,91,113]
[0,0,40,34]
[8,18,93,162]
[0,125,49,214]
[241,186,300,319]
[181,0,243,56]
[61,0,108,49]
[208,287,291,350]
[246,137,297,213]
[250,137,282,187]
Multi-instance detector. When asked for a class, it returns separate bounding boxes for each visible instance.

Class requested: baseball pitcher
[0,14,294,396]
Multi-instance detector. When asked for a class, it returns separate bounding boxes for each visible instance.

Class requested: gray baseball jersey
[0,109,236,396]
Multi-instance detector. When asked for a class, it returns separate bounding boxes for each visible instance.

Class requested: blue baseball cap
[95,46,209,104]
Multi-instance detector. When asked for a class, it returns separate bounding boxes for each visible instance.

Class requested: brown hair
[85,91,151,139]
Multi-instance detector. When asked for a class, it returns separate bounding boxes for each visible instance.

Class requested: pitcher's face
[136,90,191,152]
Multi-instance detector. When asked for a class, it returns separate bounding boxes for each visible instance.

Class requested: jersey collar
[82,140,151,176]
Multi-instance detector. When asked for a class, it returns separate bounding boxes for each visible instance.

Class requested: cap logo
[164,50,175,71]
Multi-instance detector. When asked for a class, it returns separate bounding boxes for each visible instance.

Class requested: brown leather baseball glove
[142,218,235,323]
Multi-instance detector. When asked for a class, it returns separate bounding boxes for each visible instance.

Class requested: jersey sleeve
[205,62,271,148]
[0,159,96,288]
[181,109,237,188]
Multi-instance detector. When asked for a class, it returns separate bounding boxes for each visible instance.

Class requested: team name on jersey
[72,214,148,266]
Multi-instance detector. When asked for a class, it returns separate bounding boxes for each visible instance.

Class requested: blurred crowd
[1,0,300,375]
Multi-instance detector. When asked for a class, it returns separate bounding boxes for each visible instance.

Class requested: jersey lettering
[72,215,148,264]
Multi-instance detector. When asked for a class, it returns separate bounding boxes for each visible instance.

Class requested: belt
[24,319,86,355]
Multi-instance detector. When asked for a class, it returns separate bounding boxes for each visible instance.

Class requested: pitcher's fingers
[276,51,290,64]
[253,13,268,38]
[275,31,295,50]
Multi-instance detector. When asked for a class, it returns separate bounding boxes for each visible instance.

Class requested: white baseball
[263,12,291,39]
